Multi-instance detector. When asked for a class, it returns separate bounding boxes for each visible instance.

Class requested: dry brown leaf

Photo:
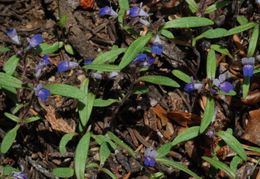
[44,105,75,133]
[167,111,201,127]
[241,109,260,146]
[242,90,260,105]
[151,104,168,126]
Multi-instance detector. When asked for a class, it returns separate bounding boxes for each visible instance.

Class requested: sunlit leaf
[0,125,20,153]
[138,75,180,88]
[185,0,198,13]
[172,70,192,83]
[93,48,126,64]
[52,167,74,178]
[211,44,232,58]
[4,55,20,75]
[242,77,250,98]
[0,72,22,89]
[64,44,75,55]
[24,116,41,123]
[37,42,63,55]
[206,49,217,80]
[230,156,243,172]
[225,22,256,36]
[163,17,214,29]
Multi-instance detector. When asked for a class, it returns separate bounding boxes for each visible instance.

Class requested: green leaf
[100,143,111,166]
[59,133,77,155]
[185,0,198,13]
[237,16,248,25]
[133,86,149,94]
[156,143,172,158]
[171,70,192,83]
[38,42,63,55]
[52,167,74,178]
[92,135,117,149]
[200,28,228,39]
[200,97,215,133]
[78,79,89,132]
[230,156,243,172]
[119,33,152,69]
[218,90,236,96]
[4,112,19,123]
[242,77,250,98]
[45,84,85,100]
[118,0,129,27]
[79,93,95,129]
[247,24,259,57]
[93,48,126,65]
[100,168,117,179]
[205,0,230,14]
[163,17,214,29]
[64,44,75,55]
[24,116,41,123]
[1,165,19,175]
[118,0,129,10]
[0,47,10,53]
[206,49,217,79]
[84,64,121,72]
[211,44,232,58]
[217,130,247,160]
[75,131,91,179]
[4,55,20,75]
[138,75,180,88]
[106,131,136,157]
[254,67,260,74]
[225,22,256,36]
[160,29,175,39]
[93,98,118,107]
[0,125,20,153]
[243,145,260,153]
[156,158,201,179]
[202,156,235,179]
[0,72,22,89]
[58,15,68,28]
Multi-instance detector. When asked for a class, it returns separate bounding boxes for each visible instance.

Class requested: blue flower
[127,6,149,17]
[35,55,51,78]
[133,53,148,63]
[99,6,117,17]
[28,34,43,48]
[144,147,157,167]
[12,172,28,179]
[242,57,255,77]
[84,58,93,65]
[151,35,163,55]
[184,82,202,92]
[34,84,50,101]
[213,78,233,93]
[6,28,20,45]
[57,61,79,72]
[147,57,155,65]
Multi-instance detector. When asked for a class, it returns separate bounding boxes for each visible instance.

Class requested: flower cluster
[144,147,157,167]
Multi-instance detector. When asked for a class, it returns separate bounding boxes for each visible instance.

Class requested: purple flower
[99,6,117,17]
[57,61,79,72]
[108,71,119,79]
[84,58,93,65]
[6,28,20,45]
[242,57,255,77]
[151,35,163,55]
[34,84,50,101]
[133,53,148,63]
[213,79,233,93]
[147,57,155,65]
[13,172,28,179]
[35,55,51,78]
[28,34,43,48]
[144,147,157,167]
[127,6,149,17]
[184,82,202,92]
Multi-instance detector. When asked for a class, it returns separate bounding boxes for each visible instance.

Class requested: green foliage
[37,42,63,55]
[4,112,19,123]
[99,168,117,179]
[93,47,126,65]
[84,64,121,72]
[0,47,10,53]
[247,24,259,57]
[200,97,215,133]
[118,0,129,26]
[0,125,20,153]
[242,77,250,98]
[237,16,248,25]
[217,130,247,160]
[57,15,68,28]
[0,72,22,90]
[210,44,232,58]
[64,44,75,55]
[100,142,111,166]
[156,158,201,179]
[80,93,95,129]
[75,131,91,179]
[59,133,77,155]
[106,131,136,157]
[171,70,192,83]
[119,33,152,69]
[3,55,20,75]
[202,156,235,179]
[185,0,198,13]
[52,167,74,178]
[163,17,214,29]
[0,165,19,176]
[93,98,119,107]
[138,75,180,88]
[159,29,175,39]
[230,156,243,172]
[226,22,256,36]
[204,0,230,14]
[206,49,217,80]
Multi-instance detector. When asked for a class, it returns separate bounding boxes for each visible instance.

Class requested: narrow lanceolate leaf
[38,42,63,55]
[217,130,247,161]
[163,17,214,29]
[0,72,22,89]
[93,98,119,107]
[84,64,121,72]
[236,16,248,25]
[230,156,243,172]
[106,132,136,157]
[225,22,256,36]
[201,28,228,39]
[100,143,111,166]
[52,167,74,178]
[59,132,77,155]
[78,78,89,132]
[171,70,192,83]
[200,97,215,133]
[100,168,117,179]
[156,143,172,158]
[211,44,232,58]
[93,48,126,64]
[75,132,91,179]
[242,77,250,98]
[160,29,175,39]
[205,0,230,14]
[156,158,201,179]
[0,47,10,53]
[119,33,152,69]
[4,112,19,123]
[0,125,20,153]
[171,126,200,146]
[79,93,95,129]
[202,156,236,179]
[185,0,198,13]
[45,84,85,100]
[206,49,217,80]
[247,24,259,57]
[118,0,129,10]
[138,75,180,88]
[4,55,20,75]
[24,116,41,123]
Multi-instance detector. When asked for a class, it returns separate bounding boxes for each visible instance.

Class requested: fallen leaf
[151,104,168,126]
[241,109,260,146]
[167,111,201,127]
[242,90,260,105]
